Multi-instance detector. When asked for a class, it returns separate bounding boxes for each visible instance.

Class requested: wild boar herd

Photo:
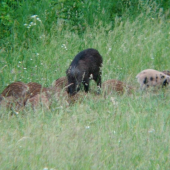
[0,48,170,112]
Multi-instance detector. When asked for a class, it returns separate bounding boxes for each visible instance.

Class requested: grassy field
[1,3,170,170]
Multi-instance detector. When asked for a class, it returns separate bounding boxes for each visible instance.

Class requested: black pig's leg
[83,77,89,93]
[94,74,101,94]
[94,74,101,87]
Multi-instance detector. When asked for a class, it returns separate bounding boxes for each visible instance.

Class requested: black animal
[66,48,103,96]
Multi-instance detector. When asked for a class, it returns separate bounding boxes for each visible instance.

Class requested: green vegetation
[1,0,170,169]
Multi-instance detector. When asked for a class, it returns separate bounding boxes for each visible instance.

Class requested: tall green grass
[1,1,170,170]
[1,10,170,87]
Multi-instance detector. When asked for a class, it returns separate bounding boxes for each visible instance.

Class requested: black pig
[66,48,103,96]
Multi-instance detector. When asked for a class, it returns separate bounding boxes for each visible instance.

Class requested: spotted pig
[136,69,170,90]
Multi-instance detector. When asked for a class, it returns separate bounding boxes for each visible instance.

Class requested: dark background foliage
[0,0,170,41]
